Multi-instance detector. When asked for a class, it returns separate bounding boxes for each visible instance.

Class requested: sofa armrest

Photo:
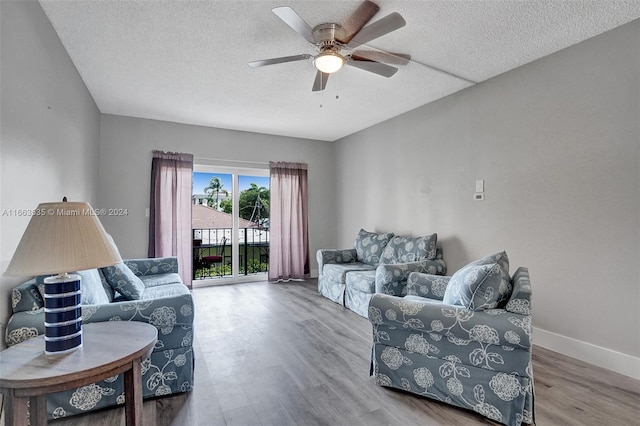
[368,293,532,349]
[10,278,44,314]
[82,294,192,324]
[124,257,179,276]
[82,293,194,349]
[5,309,45,346]
[316,249,357,275]
[407,272,450,300]
[375,257,447,296]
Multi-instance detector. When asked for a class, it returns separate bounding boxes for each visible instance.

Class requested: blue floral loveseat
[5,257,194,420]
[368,251,534,426]
[317,229,446,317]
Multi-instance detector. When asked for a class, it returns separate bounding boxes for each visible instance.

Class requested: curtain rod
[194,157,269,166]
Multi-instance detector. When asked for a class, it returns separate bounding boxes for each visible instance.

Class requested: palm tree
[204,177,228,209]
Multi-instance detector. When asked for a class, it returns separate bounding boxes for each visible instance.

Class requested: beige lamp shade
[5,201,122,276]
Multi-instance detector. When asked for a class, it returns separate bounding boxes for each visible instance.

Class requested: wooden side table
[0,321,157,426]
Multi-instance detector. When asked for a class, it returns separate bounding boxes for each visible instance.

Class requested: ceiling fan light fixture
[314,50,345,74]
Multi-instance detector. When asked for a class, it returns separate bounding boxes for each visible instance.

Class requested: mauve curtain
[149,151,193,287]
[268,161,310,282]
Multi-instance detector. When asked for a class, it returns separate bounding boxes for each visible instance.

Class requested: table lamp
[5,199,122,355]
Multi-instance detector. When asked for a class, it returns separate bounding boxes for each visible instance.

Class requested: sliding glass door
[192,164,269,285]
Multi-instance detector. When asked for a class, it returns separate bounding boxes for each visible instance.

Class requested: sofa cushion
[442,251,511,310]
[345,270,377,293]
[407,272,450,300]
[140,272,183,288]
[142,283,191,300]
[506,267,532,315]
[76,269,111,305]
[323,262,376,284]
[380,233,438,264]
[98,269,115,302]
[353,229,394,266]
[102,262,146,300]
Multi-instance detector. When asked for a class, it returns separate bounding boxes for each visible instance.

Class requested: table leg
[4,391,29,426]
[124,358,144,426]
[31,395,48,426]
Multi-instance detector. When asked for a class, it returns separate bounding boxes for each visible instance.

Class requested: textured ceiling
[39,1,640,142]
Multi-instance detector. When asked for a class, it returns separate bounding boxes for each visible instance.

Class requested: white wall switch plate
[475,179,484,193]
[474,193,485,201]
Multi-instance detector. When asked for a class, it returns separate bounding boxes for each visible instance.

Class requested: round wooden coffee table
[0,321,157,426]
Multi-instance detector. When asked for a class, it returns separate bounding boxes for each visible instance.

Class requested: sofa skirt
[318,275,346,306]
[371,343,533,426]
[345,286,373,318]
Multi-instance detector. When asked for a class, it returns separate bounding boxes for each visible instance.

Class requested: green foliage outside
[221,183,270,226]
[219,198,232,213]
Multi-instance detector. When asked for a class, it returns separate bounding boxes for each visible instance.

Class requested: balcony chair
[201,236,227,277]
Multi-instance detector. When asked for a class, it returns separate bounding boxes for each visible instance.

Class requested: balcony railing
[192,228,269,280]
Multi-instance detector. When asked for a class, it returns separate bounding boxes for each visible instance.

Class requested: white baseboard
[533,327,640,380]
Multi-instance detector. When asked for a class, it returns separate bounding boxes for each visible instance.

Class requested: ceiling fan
[248,1,410,91]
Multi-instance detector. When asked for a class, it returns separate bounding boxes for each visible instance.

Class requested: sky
[193,172,269,196]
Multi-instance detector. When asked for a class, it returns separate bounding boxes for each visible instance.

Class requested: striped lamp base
[43,274,82,355]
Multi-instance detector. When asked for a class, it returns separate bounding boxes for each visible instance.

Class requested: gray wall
[0,1,102,346]
[98,114,337,275]
[335,21,639,373]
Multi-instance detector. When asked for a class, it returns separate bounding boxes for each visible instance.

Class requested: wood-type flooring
[3,279,637,426]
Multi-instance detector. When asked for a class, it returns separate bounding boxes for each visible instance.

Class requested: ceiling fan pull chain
[320,77,324,108]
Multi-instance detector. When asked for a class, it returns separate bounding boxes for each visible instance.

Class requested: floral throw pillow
[353,229,394,266]
[443,251,511,310]
[379,233,438,264]
[102,262,145,300]
[76,269,111,305]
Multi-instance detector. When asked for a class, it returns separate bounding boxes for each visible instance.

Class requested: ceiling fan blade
[336,0,380,44]
[272,6,315,44]
[248,54,312,68]
[346,59,398,78]
[312,70,330,92]
[351,50,411,65]
[347,12,406,47]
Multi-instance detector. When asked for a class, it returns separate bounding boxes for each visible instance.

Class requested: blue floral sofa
[5,257,194,420]
[368,251,534,426]
[317,229,446,317]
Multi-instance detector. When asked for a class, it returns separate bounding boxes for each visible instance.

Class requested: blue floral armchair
[317,229,446,317]
[368,260,534,426]
[5,257,194,420]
